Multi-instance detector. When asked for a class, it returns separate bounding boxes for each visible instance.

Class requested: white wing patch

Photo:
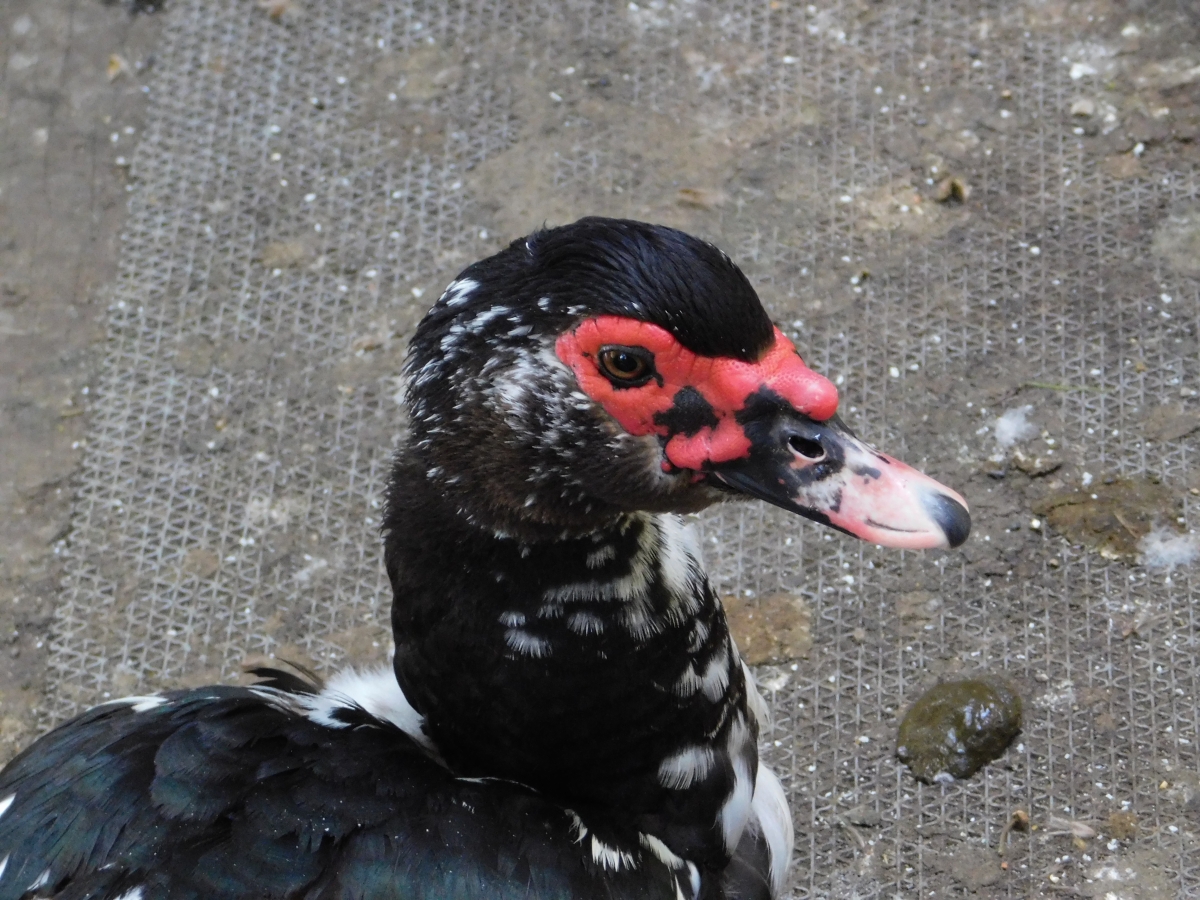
[590,835,638,872]
[566,810,589,843]
[638,832,685,869]
[103,695,167,714]
[673,662,701,697]
[585,543,617,569]
[657,744,715,790]
[504,628,552,659]
[319,666,429,743]
[699,642,731,702]
[113,887,144,900]
[718,713,755,852]
[749,762,794,897]
[566,611,605,636]
[258,665,439,758]
[639,833,701,899]
[0,793,14,820]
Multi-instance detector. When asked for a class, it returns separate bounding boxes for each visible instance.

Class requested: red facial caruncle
[555,313,971,551]
[555,315,838,471]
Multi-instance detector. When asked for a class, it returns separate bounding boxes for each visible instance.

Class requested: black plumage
[0,685,680,900]
[384,472,747,874]
[0,217,969,900]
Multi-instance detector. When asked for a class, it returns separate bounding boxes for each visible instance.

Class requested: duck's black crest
[414,218,775,362]
[525,219,774,360]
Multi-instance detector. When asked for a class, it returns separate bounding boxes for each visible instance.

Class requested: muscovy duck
[0,218,969,900]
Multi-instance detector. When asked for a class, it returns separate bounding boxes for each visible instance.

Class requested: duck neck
[383,453,758,870]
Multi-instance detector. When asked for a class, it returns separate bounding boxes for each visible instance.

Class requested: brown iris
[597,345,655,388]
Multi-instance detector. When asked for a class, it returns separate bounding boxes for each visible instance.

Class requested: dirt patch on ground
[1033,477,1183,561]
[723,592,813,665]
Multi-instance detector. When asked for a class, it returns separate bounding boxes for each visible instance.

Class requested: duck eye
[597,346,655,387]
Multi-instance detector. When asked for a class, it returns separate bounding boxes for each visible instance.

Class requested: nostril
[788,434,825,460]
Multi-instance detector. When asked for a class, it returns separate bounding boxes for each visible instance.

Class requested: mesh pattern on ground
[47,1,1198,896]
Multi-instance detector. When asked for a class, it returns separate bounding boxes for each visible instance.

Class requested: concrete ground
[0,0,160,756]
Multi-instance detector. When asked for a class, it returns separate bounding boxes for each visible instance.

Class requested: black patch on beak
[653,386,720,436]
[924,492,972,548]
[733,387,846,486]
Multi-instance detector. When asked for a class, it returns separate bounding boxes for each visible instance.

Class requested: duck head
[404,217,970,547]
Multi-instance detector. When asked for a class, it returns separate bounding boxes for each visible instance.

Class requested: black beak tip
[925,492,972,548]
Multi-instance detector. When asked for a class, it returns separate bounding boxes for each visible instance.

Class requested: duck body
[0,672,683,900]
[0,218,970,900]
